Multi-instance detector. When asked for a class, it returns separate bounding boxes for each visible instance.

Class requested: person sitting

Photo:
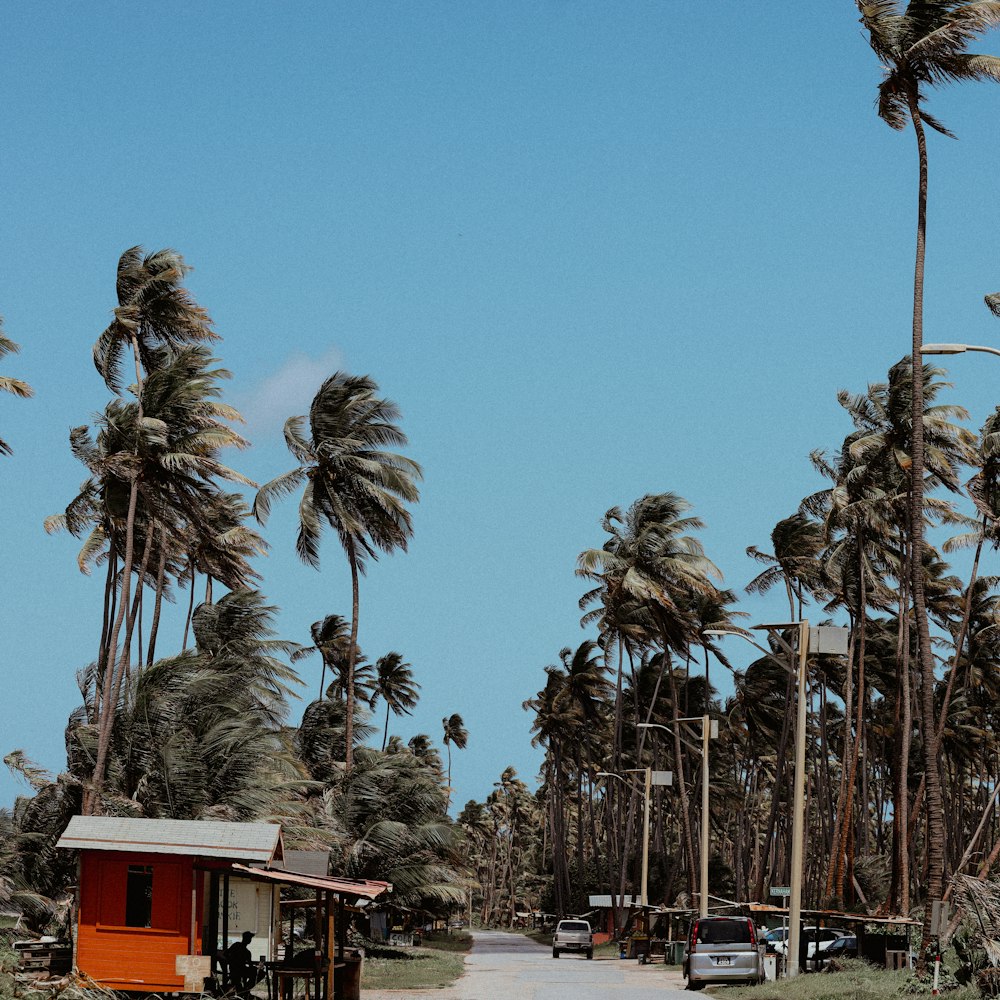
[226,931,255,991]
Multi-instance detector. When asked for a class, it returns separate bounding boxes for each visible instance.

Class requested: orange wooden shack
[57,816,286,993]
[57,817,391,998]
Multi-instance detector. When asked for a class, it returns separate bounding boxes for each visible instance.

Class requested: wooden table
[265,963,336,1000]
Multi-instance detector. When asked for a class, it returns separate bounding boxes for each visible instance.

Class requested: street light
[703,622,849,975]
[921,343,1000,358]
[638,719,716,918]
[596,767,672,908]
[705,621,810,976]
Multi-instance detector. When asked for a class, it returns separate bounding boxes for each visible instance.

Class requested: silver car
[683,916,763,990]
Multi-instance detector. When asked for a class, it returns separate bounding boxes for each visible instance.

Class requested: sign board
[651,771,673,787]
[930,900,950,938]
[809,626,850,656]
[770,886,791,898]
[176,955,211,993]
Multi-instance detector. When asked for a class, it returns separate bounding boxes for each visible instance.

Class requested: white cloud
[237,347,346,437]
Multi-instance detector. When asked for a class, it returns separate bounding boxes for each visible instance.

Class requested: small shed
[57,817,391,998]
[57,817,284,993]
[588,894,640,943]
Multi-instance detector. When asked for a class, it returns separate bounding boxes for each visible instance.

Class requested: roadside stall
[56,816,390,999]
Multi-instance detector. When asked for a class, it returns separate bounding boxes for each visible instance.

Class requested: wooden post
[272,887,280,961]
[208,872,220,977]
[325,892,335,1000]
[221,872,230,940]
[313,897,322,1000]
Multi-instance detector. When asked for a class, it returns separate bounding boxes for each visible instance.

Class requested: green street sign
[770,886,791,897]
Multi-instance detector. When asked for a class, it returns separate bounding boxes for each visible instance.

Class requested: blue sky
[3,4,1000,811]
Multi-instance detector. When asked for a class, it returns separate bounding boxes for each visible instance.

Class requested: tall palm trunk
[87,477,140,815]
[345,535,360,772]
[183,558,196,650]
[89,329,150,814]
[666,651,697,898]
[890,561,912,914]
[446,742,453,807]
[937,524,985,736]
[905,89,945,961]
[146,528,168,665]
[753,668,796,902]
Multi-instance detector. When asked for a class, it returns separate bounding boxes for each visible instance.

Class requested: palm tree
[746,514,825,620]
[92,247,217,393]
[370,652,420,750]
[578,493,723,897]
[291,615,356,700]
[856,1,1000,940]
[0,320,33,456]
[254,373,422,771]
[79,248,228,815]
[324,653,377,706]
[93,378,251,811]
[441,713,468,811]
[325,746,469,909]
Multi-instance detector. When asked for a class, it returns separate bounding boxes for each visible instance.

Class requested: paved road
[363,930,691,1000]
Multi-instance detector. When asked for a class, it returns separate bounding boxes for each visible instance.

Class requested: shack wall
[76,850,201,992]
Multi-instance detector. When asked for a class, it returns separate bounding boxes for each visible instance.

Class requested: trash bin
[764,954,778,981]
[334,951,363,1000]
[668,941,686,965]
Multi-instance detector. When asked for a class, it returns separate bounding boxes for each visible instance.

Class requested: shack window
[125,865,154,927]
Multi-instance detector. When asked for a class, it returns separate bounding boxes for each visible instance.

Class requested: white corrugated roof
[588,894,639,908]
[56,817,283,863]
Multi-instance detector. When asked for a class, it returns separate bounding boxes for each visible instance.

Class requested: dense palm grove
[464,362,1000,953]
[0,248,470,929]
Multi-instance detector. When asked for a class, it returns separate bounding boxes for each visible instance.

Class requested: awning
[230,864,391,900]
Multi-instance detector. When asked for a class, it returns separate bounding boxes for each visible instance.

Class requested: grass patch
[360,946,465,991]
[722,960,978,1000]
[418,931,473,953]
[524,929,551,947]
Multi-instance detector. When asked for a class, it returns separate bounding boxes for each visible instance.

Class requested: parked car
[763,927,788,953]
[770,926,847,963]
[814,934,858,968]
[683,915,763,990]
[552,919,593,959]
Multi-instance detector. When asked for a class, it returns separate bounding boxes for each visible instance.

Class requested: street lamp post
[703,622,848,976]
[789,623,809,979]
[704,622,809,976]
[638,718,716,918]
[596,768,650,907]
[597,767,672,909]
[921,343,1000,359]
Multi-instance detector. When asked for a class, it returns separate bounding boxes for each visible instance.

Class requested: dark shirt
[226,941,253,987]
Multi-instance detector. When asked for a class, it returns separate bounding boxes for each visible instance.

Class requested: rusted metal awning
[229,863,390,900]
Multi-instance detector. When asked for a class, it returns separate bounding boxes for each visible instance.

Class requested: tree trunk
[345,535,360,773]
[87,477,140,815]
[667,653,697,898]
[937,525,984,738]
[905,89,945,967]
[146,527,168,665]
[183,558,196,650]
